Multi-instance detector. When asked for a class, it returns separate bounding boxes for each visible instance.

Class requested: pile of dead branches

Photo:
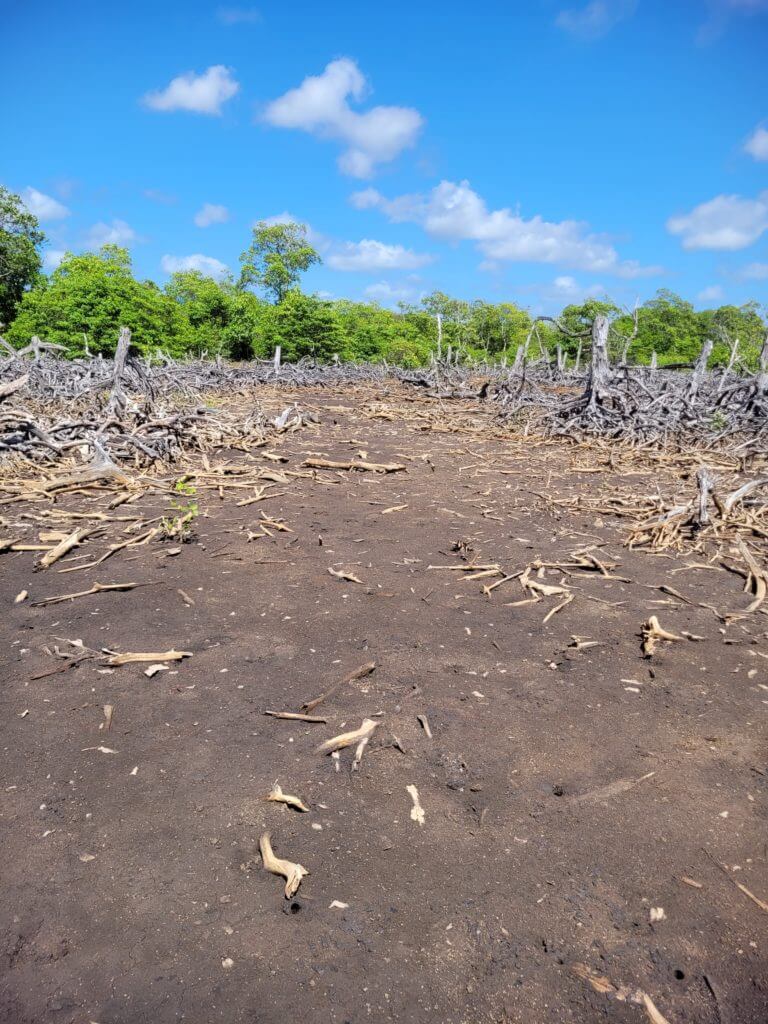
[490,317,768,447]
[0,329,274,477]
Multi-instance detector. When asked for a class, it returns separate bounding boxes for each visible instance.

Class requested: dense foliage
[0,186,45,329]
[2,202,765,368]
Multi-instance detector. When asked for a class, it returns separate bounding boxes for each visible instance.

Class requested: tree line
[1,185,765,368]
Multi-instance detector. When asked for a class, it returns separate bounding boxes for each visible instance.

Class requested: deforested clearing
[2,337,767,1024]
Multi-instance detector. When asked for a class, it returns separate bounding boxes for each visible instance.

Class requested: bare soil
[2,387,767,1024]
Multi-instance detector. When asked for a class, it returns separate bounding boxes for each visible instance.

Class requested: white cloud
[263,58,423,178]
[555,0,637,39]
[745,124,768,161]
[143,188,177,205]
[22,187,70,221]
[87,219,138,248]
[363,280,420,305]
[667,191,768,250]
[160,254,229,279]
[354,180,657,276]
[739,261,768,279]
[143,65,239,116]
[43,249,66,271]
[194,203,230,227]
[327,239,433,272]
[216,6,261,24]
[697,284,725,303]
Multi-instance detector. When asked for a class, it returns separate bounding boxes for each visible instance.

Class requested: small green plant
[710,410,727,432]
[162,478,199,541]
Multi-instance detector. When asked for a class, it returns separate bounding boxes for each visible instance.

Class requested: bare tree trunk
[574,340,582,373]
[688,336,713,400]
[586,314,611,408]
[436,313,443,362]
[650,351,657,370]
[512,344,524,371]
[717,335,739,394]
[107,327,131,418]
[756,332,768,398]
[274,345,282,377]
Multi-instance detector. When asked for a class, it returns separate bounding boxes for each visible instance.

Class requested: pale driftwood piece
[36,527,97,569]
[264,710,327,723]
[259,831,308,898]
[0,374,28,402]
[316,718,380,756]
[303,457,406,474]
[104,649,193,666]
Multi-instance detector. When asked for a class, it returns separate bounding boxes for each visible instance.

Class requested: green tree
[7,245,191,357]
[165,270,235,357]
[0,185,46,328]
[239,221,320,303]
[262,291,340,361]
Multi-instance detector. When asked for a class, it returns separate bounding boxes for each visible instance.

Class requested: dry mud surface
[1,387,767,1024]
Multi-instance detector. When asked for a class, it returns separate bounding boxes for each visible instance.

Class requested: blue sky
[3,0,768,312]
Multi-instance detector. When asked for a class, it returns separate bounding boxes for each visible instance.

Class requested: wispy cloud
[744,123,768,161]
[697,284,725,303]
[364,280,421,305]
[143,188,178,205]
[352,180,659,277]
[22,187,70,221]
[555,0,637,39]
[86,219,139,248]
[143,65,239,116]
[216,6,261,24]
[160,254,229,279]
[667,191,768,250]
[194,203,230,227]
[327,239,433,272]
[43,249,67,271]
[263,58,423,178]
[697,0,768,43]
[738,261,768,280]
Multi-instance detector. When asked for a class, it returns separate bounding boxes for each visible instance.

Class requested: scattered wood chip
[144,663,169,678]
[327,566,365,585]
[382,504,408,514]
[266,783,309,813]
[642,616,682,656]
[259,831,308,898]
[82,745,118,754]
[642,993,672,1024]
[416,714,433,739]
[680,876,703,888]
[406,784,425,825]
[102,704,114,731]
[329,900,349,910]
[14,590,28,604]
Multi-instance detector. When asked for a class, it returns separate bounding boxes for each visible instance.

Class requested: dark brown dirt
[2,388,767,1024]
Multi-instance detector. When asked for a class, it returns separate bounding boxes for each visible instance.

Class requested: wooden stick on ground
[32,581,147,607]
[302,661,376,713]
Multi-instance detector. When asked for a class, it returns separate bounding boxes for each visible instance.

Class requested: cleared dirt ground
[2,386,767,1024]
